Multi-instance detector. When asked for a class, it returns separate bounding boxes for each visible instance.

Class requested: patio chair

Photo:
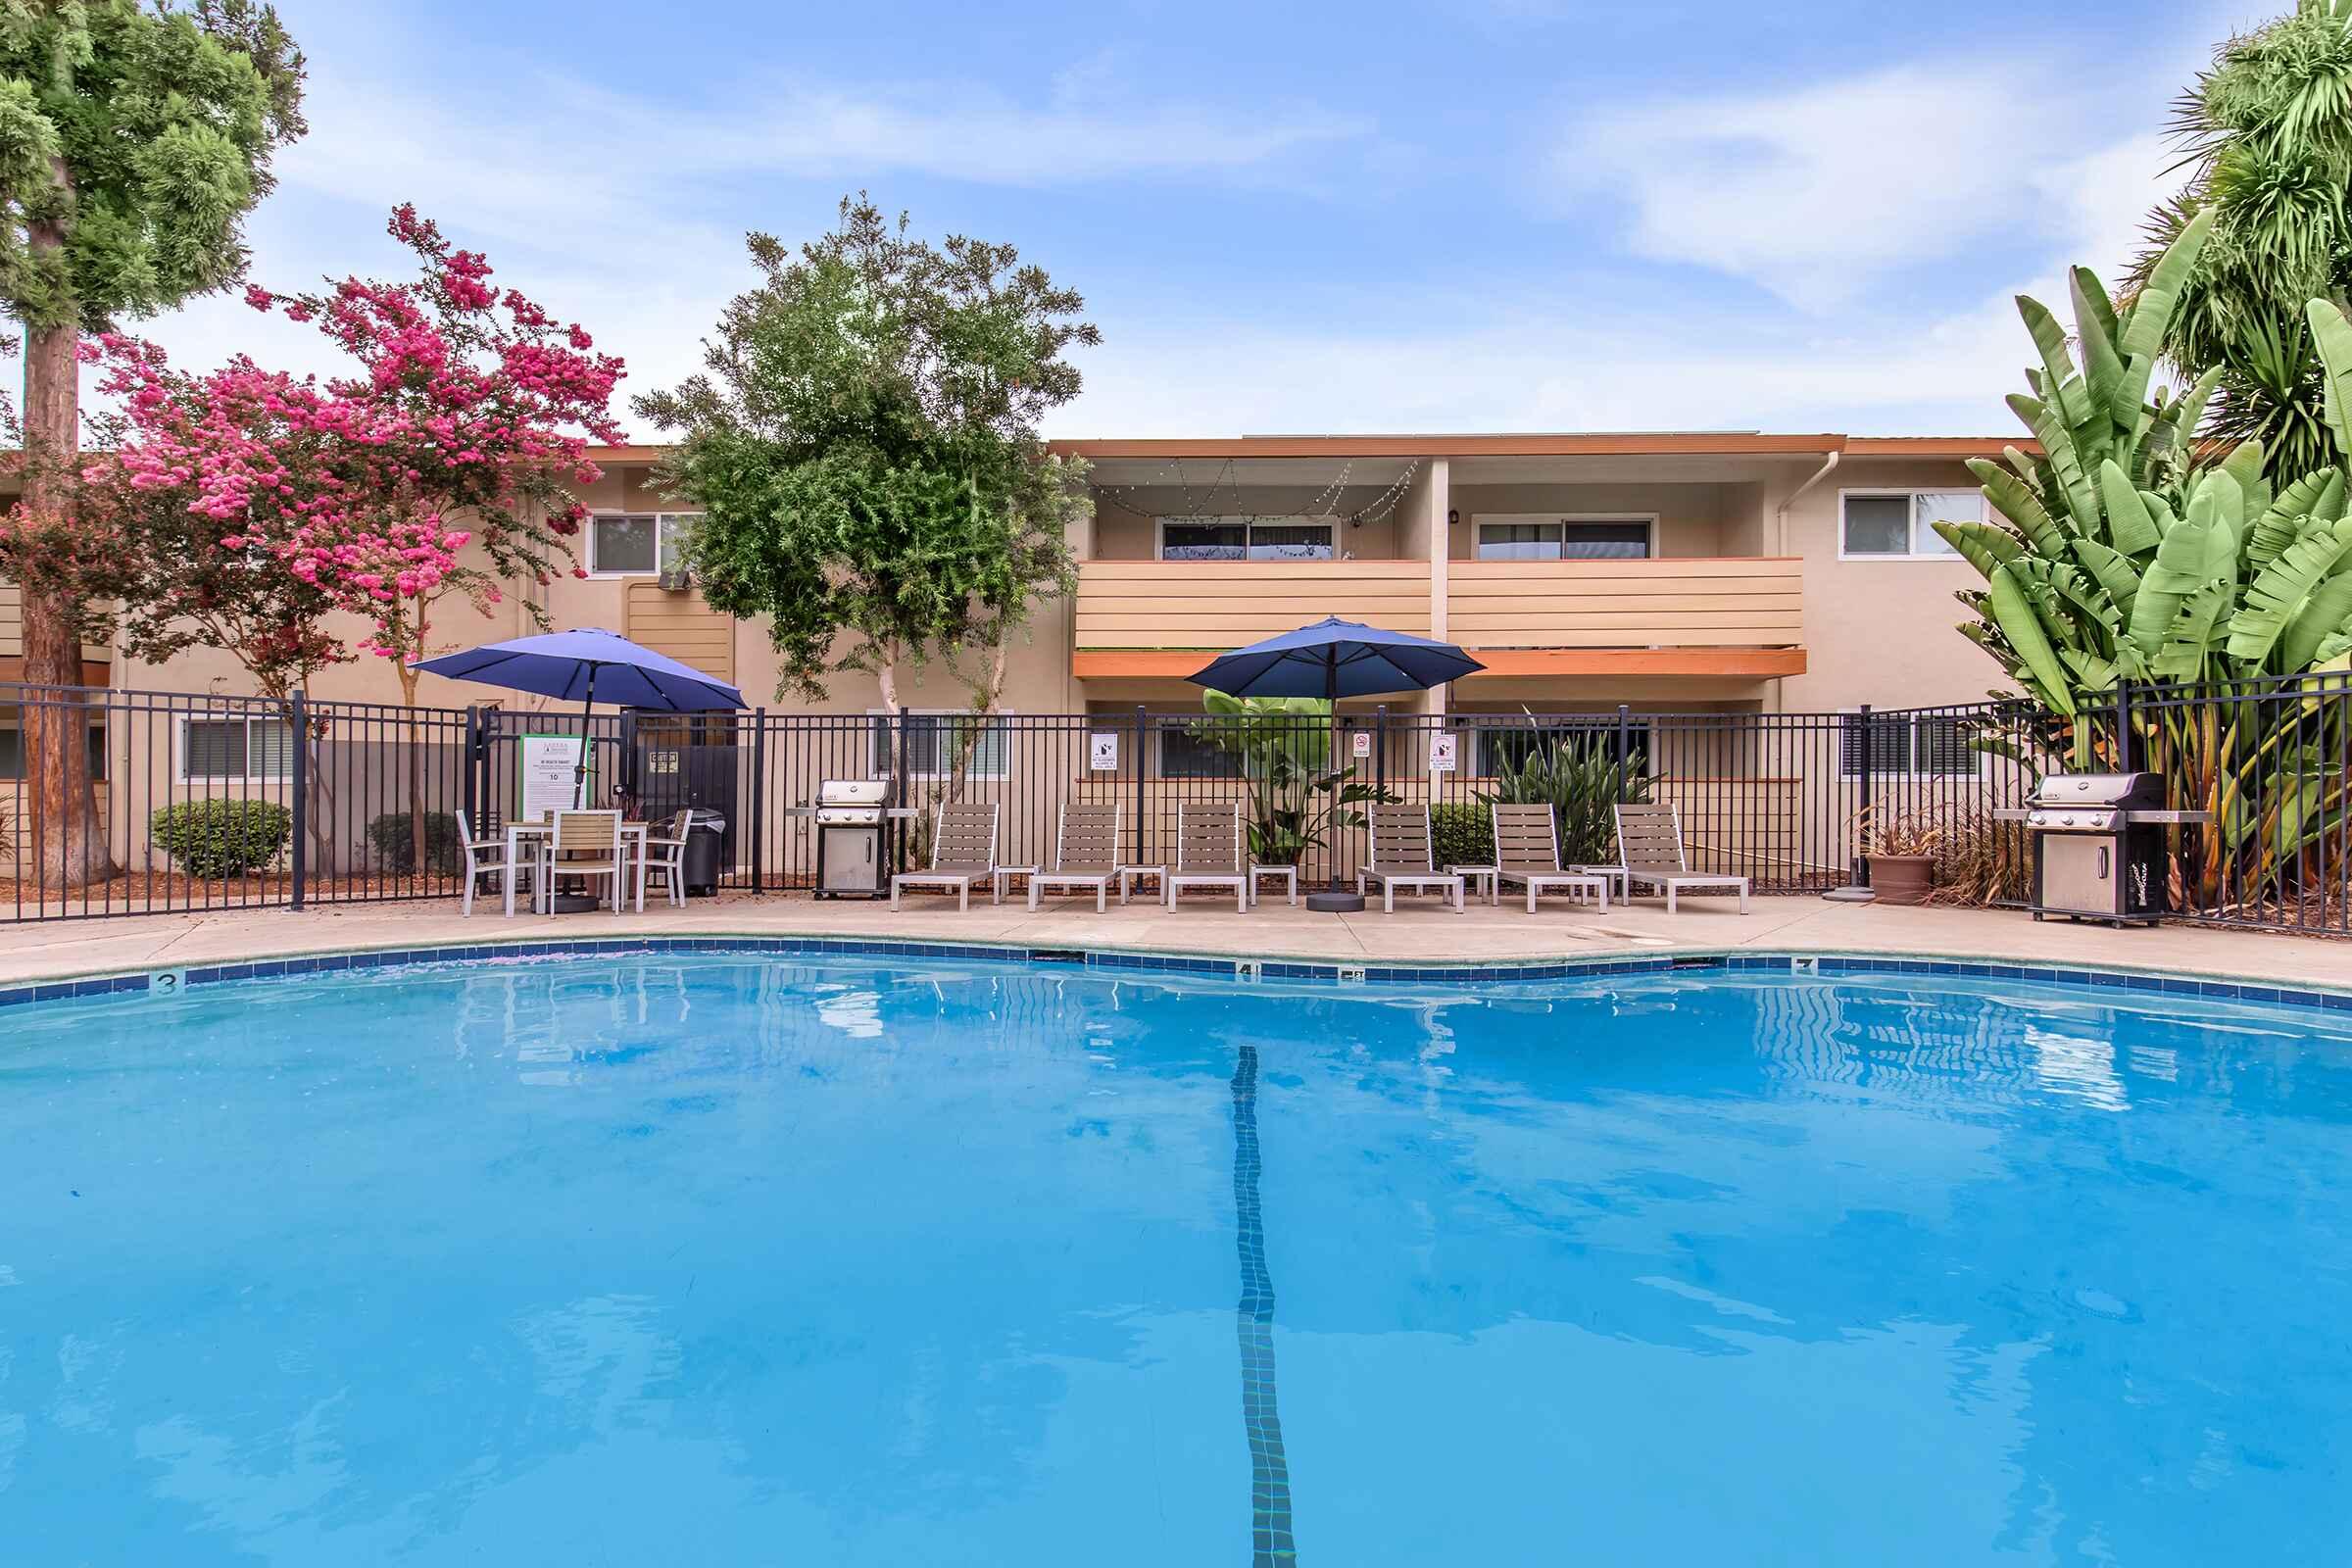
[1165,801,1250,913]
[1492,804,1610,914]
[1610,802,1750,913]
[457,808,534,918]
[1029,803,1136,912]
[539,809,626,914]
[1357,804,1465,913]
[635,808,693,911]
[891,803,1000,912]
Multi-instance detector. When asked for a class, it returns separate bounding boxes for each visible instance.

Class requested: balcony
[1071,556,1804,680]
[1446,557,1805,678]
[1071,560,1431,677]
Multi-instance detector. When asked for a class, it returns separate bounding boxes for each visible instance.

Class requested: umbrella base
[546,892,605,914]
[1304,889,1365,913]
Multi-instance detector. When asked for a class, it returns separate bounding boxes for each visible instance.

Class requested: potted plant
[1856,806,1945,906]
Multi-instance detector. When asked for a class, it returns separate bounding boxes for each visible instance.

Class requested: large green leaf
[2014,395,2098,531]
[2152,581,2234,680]
[2019,295,2097,438]
[2070,535,2141,621]
[2119,205,2215,364]
[1935,518,2023,578]
[2308,299,2352,459]
[2247,468,2344,569]
[2230,515,2352,668]
[1987,562,2077,713]
[2097,459,2160,555]
[2131,489,2226,656]
[1968,457,2067,556]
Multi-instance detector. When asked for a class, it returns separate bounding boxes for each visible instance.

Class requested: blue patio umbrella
[1188,617,1483,910]
[411,627,746,808]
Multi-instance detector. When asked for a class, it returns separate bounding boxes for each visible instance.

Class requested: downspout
[1769,446,1841,714]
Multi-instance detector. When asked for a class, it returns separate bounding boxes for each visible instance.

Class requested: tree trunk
[18,305,117,889]
[396,659,426,879]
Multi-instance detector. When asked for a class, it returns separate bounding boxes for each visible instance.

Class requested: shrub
[1430,803,1494,869]
[150,799,293,879]
[367,809,465,875]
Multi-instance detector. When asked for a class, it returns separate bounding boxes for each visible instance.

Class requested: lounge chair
[1492,803,1610,914]
[457,808,534,917]
[1610,802,1750,913]
[1029,802,1141,912]
[1357,804,1465,913]
[891,803,1000,911]
[1165,801,1250,913]
[539,809,626,914]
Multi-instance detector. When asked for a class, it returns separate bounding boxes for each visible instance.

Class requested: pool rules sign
[1089,732,1119,772]
[1429,733,1458,772]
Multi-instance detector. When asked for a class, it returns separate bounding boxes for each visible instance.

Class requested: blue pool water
[6,954,2351,1564]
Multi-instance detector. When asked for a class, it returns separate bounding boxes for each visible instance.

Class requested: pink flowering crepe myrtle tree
[100,206,625,877]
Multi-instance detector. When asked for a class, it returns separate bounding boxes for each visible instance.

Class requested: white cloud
[1556,66,2126,311]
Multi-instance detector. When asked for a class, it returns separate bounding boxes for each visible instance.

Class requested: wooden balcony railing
[1073,560,1432,650]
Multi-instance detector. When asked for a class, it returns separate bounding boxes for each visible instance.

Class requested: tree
[100,207,625,871]
[2130,0,2352,477]
[1945,208,2352,909]
[0,0,305,886]
[635,195,1095,760]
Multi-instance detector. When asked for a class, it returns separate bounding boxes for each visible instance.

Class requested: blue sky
[141,0,2266,439]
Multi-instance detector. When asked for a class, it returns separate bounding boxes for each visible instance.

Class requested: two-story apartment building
[1,429,2014,884]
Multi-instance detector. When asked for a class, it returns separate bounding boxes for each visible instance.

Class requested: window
[1839,491,1975,559]
[1159,518,1335,562]
[181,716,295,781]
[869,711,1011,780]
[588,513,698,575]
[1158,721,1245,780]
[1472,722,1644,779]
[1839,712,1977,777]
[1474,516,1653,561]
[0,714,108,781]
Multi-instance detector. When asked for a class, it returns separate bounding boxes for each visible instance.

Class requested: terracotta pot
[1868,854,1935,906]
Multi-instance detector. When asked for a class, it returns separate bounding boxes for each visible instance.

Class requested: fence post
[1855,703,1874,888]
[1614,704,1632,803]
[893,709,910,875]
[289,691,308,911]
[2114,679,2133,773]
[1375,704,1388,798]
[749,707,766,895]
[1133,706,1149,866]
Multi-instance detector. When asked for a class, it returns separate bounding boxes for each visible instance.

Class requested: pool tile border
[7,931,2352,1015]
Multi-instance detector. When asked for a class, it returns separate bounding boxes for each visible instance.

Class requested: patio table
[507,819,650,916]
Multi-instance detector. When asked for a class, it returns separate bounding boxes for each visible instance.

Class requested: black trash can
[681,808,727,896]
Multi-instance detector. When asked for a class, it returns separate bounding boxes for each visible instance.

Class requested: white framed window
[1838,711,1979,778]
[1473,515,1655,561]
[1157,517,1336,562]
[180,716,295,782]
[587,513,700,576]
[1838,490,1976,559]
[868,710,1013,780]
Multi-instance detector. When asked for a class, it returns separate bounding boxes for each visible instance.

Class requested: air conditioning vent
[657,567,692,592]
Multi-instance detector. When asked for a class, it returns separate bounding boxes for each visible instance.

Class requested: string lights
[1092,457,1425,532]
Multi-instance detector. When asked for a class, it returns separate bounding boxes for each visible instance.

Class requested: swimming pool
[7,951,2349,1563]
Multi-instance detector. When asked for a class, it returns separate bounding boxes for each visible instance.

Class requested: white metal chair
[635,808,692,910]
[1165,802,1250,913]
[457,808,533,918]
[1611,802,1751,913]
[538,809,626,914]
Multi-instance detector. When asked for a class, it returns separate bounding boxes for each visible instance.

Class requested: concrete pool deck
[5,889,2352,992]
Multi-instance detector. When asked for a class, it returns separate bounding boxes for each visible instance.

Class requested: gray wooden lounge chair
[1029,802,1140,912]
[1357,804,1465,913]
[1492,803,1610,914]
[1165,801,1249,913]
[1610,802,1750,913]
[891,802,1000,911]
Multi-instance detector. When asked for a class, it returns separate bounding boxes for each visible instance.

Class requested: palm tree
[2129,0,2352,478]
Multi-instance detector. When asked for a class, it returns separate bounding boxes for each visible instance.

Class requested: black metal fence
[2,679,2052,923]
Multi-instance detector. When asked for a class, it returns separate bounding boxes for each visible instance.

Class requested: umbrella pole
[1305,653,1366,914]
[550,663,603,913]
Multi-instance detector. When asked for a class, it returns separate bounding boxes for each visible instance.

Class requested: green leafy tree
[2129,0,2352,476]
[0,0,305,886]
[1947,208,2352,911]
[636,195,1095,746]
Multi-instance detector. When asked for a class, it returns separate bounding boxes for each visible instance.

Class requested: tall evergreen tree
[0,0,304,885]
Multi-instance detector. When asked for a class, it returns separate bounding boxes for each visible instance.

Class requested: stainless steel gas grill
[807,780,892,899]
[1996,772,2207,926]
